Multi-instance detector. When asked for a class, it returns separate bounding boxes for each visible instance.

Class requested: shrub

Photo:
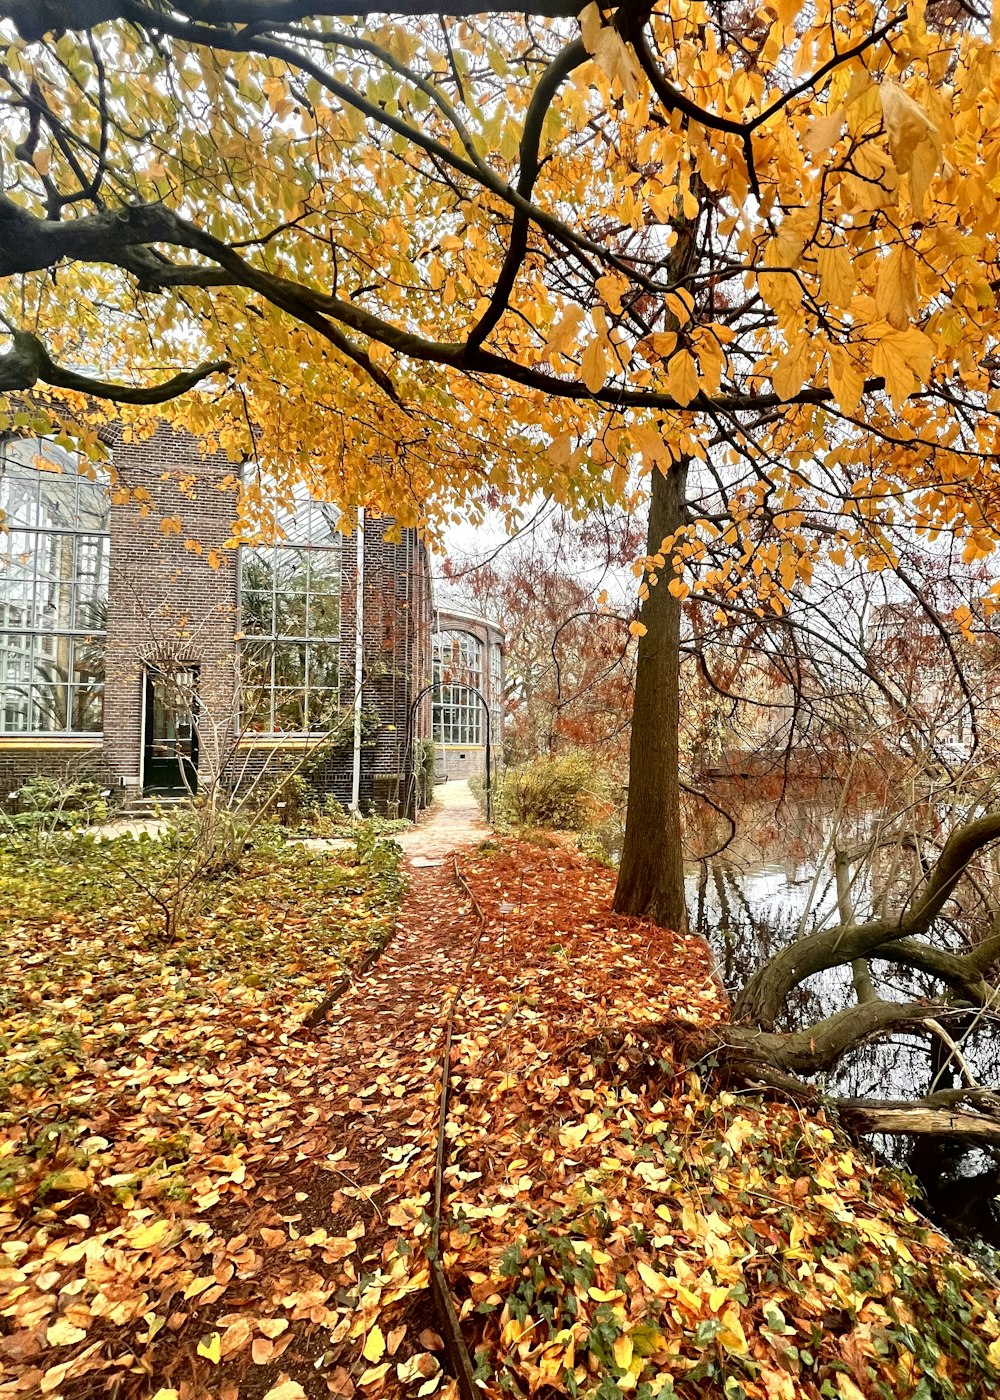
[300,791,349,837]
[416,737,436,808]
[2,775,109,835]
[496,750,611,831]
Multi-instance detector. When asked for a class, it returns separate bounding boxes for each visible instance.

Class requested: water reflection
[681,784,1000,1253]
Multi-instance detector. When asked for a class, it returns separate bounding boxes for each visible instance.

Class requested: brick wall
[0,742,107,799]
[102,424,240,793]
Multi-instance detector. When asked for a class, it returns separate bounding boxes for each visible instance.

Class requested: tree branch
[466,38,588,352]
[0,328,228,403]
[836,1096,1000,1142]
[5,0,585,43]
[735,811,1000,1028]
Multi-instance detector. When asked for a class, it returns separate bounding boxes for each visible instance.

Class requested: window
[433,630,483,746]
[239,494,342,732]
[489,640,504,742]
[0,438,109,734]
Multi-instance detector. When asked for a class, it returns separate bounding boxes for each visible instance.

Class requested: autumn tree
[442,507,640,764]
[4,1,1000,1130]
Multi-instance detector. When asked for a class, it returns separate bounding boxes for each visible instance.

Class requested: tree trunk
[613,459,689,931]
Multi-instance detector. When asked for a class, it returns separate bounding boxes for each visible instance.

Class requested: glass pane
[34,578,74,631]
[241,590,273,634]
[31,683,69,731]
[274,589,307,635]
[72,641,105,685]
[241,545,273,589]
[37,472,81,530]
[0,640,31,683]
[307,643,339,690]
[241,685,272,732]
[150,671,196,744]
[307,551,341,591]
[273,549,307,634]
[313,502,341,544]
[308,592,340,635]
[0,438,108,735]
[75,595,107,635]
[75,536,108,609]
[1,685,30,733]
[241,640,273,687]
[1,529,34,569]
[306,688,339,730]
[273,689,305,731]
[31,639,72,685]
[237,518,343,732]
[75,479,111,531]
[71,684,103,732]
[273,496,308,544]
[0,534,33,629]
[273,641,306,687]
[0,465,38,527]
[274,547,307,594]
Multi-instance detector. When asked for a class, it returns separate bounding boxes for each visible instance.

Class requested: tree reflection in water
[684,782,1000,1256]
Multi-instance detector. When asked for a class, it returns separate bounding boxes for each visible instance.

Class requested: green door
[143,667,199,794]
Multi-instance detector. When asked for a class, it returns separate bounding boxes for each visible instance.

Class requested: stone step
[120,794,192,818]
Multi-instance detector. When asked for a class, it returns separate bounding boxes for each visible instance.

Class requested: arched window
[433,630,483,746]
[0,438,109,734]
[239,493,342,732]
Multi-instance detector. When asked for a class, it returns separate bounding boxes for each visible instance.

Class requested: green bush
[2,775,109,833]
[261,773,306,827]
[495,750,611,831]
[302,791,349,836]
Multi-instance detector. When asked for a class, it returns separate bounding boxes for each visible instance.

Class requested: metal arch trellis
[402,680,492,824]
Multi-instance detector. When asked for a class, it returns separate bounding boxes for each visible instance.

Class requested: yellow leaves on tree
[875,243,919,329]
[879,80,944,209]
[871,324,935,409]
[816,244,854,309]
[3,0,1000,614]
[665,349,700,408]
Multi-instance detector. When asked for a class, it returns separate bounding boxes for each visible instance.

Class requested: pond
[680,783,1000,1257]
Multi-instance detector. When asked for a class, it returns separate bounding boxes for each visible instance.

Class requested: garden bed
[0,821,403,1396]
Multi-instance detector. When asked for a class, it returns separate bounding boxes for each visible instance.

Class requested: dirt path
[319,782,486,1189]
[248,784,489,1390]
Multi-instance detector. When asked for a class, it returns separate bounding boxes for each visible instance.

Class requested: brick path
[393,779,487,860]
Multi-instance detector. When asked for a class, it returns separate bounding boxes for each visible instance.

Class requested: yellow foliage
[2,0,1000,611]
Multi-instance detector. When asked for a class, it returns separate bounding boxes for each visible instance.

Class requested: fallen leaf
[197,1333,222,1364]
[327,1366,356,1398]
[397,1353,440,1385]
[127,1219,172,1251]
[263,1382,308,1400]
[45,1320,87,1348]
[362,1324,386,1363]
[252,1337,274,1365]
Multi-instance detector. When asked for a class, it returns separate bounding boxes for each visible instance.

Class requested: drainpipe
[351,507,365,814]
